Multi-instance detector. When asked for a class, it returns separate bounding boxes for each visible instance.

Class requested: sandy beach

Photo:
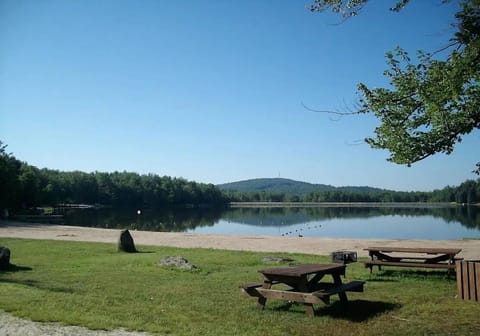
[1,220,479,259]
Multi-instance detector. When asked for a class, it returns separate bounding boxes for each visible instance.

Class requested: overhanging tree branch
[307,0,480,174]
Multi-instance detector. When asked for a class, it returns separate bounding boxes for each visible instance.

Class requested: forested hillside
[220,178,480,204]
[218,178,335,194]
[0,142,227,211]
[218,178,386,195]
[1,141,479,213]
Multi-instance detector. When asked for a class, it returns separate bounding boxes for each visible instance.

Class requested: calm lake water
[61,205,480,240]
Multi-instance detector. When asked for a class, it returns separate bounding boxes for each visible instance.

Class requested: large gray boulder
[0,246,11,270]
[117,229,137,253]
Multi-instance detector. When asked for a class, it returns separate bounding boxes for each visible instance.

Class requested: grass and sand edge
[1,237,480,335]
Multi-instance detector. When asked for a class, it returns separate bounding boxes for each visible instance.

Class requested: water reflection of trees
[62,205,480,232]
[63,207,222,232]
[223,206,480,229]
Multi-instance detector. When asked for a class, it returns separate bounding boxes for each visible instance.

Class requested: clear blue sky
[1,0,477,191]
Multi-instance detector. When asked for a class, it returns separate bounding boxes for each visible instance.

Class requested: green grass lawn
[1,238,479,335]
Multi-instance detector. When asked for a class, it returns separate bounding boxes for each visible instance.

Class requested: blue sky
[1,0,477,191]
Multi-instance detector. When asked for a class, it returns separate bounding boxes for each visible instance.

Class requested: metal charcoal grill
[331,250,357,264]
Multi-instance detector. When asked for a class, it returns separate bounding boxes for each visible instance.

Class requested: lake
[61,204,480,240]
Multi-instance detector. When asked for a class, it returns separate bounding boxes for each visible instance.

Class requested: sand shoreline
[1,220,479,259]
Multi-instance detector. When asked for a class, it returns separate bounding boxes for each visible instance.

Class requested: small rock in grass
[158,256,198,271]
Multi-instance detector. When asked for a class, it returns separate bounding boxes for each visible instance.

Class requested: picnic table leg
[368,251,377,273]
[298,280,316,317]
[257,281,271,310]
[332,274,348,303]
[304,304,315,317]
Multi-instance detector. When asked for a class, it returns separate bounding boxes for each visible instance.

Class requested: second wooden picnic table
[363,246,462,273]
[241,263,364,317]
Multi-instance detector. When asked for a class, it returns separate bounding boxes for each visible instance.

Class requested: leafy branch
[307,0,480,174]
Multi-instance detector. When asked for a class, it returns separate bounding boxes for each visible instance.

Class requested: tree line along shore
[1,141,479,215]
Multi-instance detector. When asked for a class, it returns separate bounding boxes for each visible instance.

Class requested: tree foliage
[2,141,479,212]
[0,142,227,211]
[225,179,480,204]
[0,141,22,210]
[309,0,480,173]
[308,0,413,17]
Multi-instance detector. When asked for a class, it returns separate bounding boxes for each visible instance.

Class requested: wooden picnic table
[241,263,364,317]
[363,246,462,273]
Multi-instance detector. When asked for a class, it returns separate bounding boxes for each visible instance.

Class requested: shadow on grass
[376,269,455,280]
[0,277,76,293]
[0,264,33,273]
[117,249,156,254]
[1,265,75,293]
[274,300,400,321]
[317,300,400,321]
[364,277,399,283]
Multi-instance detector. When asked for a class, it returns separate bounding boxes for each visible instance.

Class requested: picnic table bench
[241,263,364,317]
[363,247,462,273]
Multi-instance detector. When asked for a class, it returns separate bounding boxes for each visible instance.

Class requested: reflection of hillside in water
[223,206,480,229]
[62,205,480,232]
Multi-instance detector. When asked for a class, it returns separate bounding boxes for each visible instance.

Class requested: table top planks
[258,263,345,277]
[364,247,462,255]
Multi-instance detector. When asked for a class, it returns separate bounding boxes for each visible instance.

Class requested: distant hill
[217,178,386,195]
